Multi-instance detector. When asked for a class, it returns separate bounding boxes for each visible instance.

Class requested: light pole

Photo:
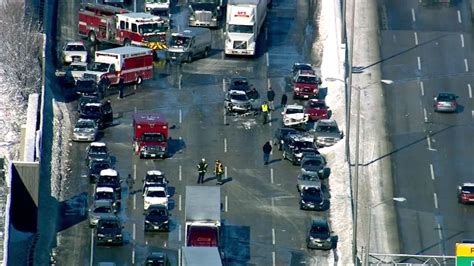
[326,77,393,265]
[366,197,406,265]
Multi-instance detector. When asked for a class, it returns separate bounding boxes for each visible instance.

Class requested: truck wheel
[136,76,143,85]
[187,53,193,63]
[88,31,97,44]
[124,39,131,46]
[203,47,210,58]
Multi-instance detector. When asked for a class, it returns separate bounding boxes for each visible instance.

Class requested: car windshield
[92,163,110,171]
[294,65,312,73]
[76,121,94,128]
[83,105,101,116]
[96,192,113,200]
[66,45,86,51]
[100,221,119,229]
[141,133,165,142]
[296,76,317,84]
[286,108,303,114]
[146,175,165,183]
[311,223,329,238]
[303,159,323,167]
[316,125,339,133]
[308,101,325,108]
[149,209,167,217]
[228,24,253,34]
[146,260,165,266]
[294,141,314,149]
[89,146,108,155]
[232,79,248,86]
[70,65,87,71]
[98,175,118,183]
[94,206,112,213]
[147,191,166,197]
[462,186,474,193]
[170,35,191,47]
[231,94,248,101]
[301,175,319,181]
[88,62,110,72]
[139,23,166,34]
[437,94,455,101]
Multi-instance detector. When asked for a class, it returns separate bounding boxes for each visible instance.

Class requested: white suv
[143,186,169,210]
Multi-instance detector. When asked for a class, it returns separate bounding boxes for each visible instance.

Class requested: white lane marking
[222,78,226,92]
[224,138,227,153]
[179,194,182,211]
[178,224,182,242]
[414,32,419,45]
[270,140,273,155]
[272,228,275,245]
[430,164,435,180]
[465,59,469,72]
[461,34,465,48]
[178,248,182,264]
[423,108,428,122]
[468,84,472,98]
[438,224,443,239]
[458,10,462,23]
[225,166,228,178]
[417,56,421,70]
[420,81,424,96]
[272,251,276,266]
[270,168,274,184]
[179,109,182,123]
[225,195,228,212]
[267,78,271,89]
[179,165,182,181]
[90,230,94,266]
[434,193,439,209]
[132,249,135,265]
[223,106,227,125]
[133,223,136,240]
[269,112,272,127]
[266,52,269,67]
[134,106,137,113]
[411,8,416,22]
[133,164,137,180]
[427,135,437,151]
[133,194,137,210]
[472,110,474,119]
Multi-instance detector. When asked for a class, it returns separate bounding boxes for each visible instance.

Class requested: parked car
[85,142,110,167]
[97,169,122,198]
[87,159,112,183]
[282,104,309,127]
[72,118,98,142]
[63,62,88,86]
[96,217,123,246]
[79,101,113,129]
[290,69,322,99]
[299,186,329,211]
[94,186,121,212]
[143,186,169,210]
[75,78,107,99]
[273,127,298,150]
[282,134,319,165]
[304,99,330,121]
[77,95,101,112]
[300,154,330,179]
[145,252,170,266]
[229,77,260,100]
[297,173,321,192]
[143,170,169,192]
[89,199,117,227]
[225,90,255,113]
[458,183,474,204]
[144,204,170,232]
[433,92,458,113]
[313,119,343,147]
[61,41,88,64]
[307,219,337,250]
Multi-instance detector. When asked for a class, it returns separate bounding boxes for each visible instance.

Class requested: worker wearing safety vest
[214,160,224,185]
[261,101,269,125]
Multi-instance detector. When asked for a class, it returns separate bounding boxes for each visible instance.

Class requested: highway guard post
[456,243,474,265]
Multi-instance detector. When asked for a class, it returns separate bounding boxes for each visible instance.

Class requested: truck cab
[291,70,322,99]
[133,113,169,159]
[188,0,223,28]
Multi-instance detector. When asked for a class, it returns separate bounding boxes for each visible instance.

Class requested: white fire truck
[78,3,168,51]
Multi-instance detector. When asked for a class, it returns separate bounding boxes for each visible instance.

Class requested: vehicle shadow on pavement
[221,224,250,265]
[167,137,186,158]
[202,176,233,185]
[267,158,282,165]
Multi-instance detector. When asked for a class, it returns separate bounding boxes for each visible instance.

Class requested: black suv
[77,95,101,112]
[274,127,298,150]
[96,169,122,198]
[85,142,110,167]
[145,252,170,266]
[96,217,123,246]
[79,101,113,129]
[282,134,319,165]
[299,186,329,211]
[300,154,330,179]
[87,159,112,183]
[75,79,107,99]
[307,219,337,250]
[144,205,170,232]
[229,77,260,100]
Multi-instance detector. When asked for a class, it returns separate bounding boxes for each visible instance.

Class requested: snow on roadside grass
[315,0,353,264]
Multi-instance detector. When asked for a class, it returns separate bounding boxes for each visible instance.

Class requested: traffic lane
[415,4,467,32]
[381,0,419,30]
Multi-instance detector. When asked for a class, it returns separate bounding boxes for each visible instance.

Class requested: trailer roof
[133,113,167,125]
[81,3,129,15]
[185,186,221,222]
[96,46,153,56]
[181,247,222,266]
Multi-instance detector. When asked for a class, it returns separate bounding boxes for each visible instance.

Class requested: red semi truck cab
[133,113,168,159]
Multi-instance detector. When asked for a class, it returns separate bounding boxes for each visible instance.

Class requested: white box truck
[224,0,267,56]
[181,247,222,266]
[185,186,221,247]
[166,27,212,63]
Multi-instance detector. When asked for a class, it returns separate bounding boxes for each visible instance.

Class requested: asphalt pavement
[52,0,336,265]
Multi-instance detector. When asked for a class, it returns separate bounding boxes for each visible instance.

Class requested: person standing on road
[214,160,224,185]
[117,78,125,99]
[261,101,269,125]
[262,141,272,165]
[197,158,208,184]
[281,93,288,108]
[267,87,276,111]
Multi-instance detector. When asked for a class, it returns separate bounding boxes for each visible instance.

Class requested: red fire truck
[78,3,168,51]
[83,46,154,85]
[133,113,169,159]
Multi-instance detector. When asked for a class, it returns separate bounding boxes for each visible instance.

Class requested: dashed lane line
[461,34,465,48]
[411,8,416,22]
[272,228,275,245]
[434,193,439,209]
[465,59,469,72]
[414,32,418,45]
[417,56,421,70]
[423,108,428,122]
[468,84,472,98]
[225,195,228,212]
[458,10,462,23]
[224,138,227,153]
[179,194,182,211]
[270,168,274,184]
[179,165,182,181]
[430,164,435,180]
[420,81,424,96]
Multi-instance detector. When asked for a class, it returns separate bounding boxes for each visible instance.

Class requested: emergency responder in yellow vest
[215,160,224,185]
[261,101,269,125]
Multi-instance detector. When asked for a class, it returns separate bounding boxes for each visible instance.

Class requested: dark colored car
[87,159,112,183]
[143,170,169,193]
[273,127,298,150]
[145,252,170,266]
[299,186,329,211]
[89,199,117,227]
[307,219,337,250]
[85,142,110,167]
[458,183,474,204]
[79,101,113,129]
[77,95,101,112]
[282,134,319,165]
[144,205,170,232]
[433,92,458,113]
[94,186,121,212]
[75,79,107,99]
[304,99,330,121]
[300,155,330,179]
[97,169,122,198]
[313,119,343,147]
[96,217,123,246]
[229,77,260,100]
